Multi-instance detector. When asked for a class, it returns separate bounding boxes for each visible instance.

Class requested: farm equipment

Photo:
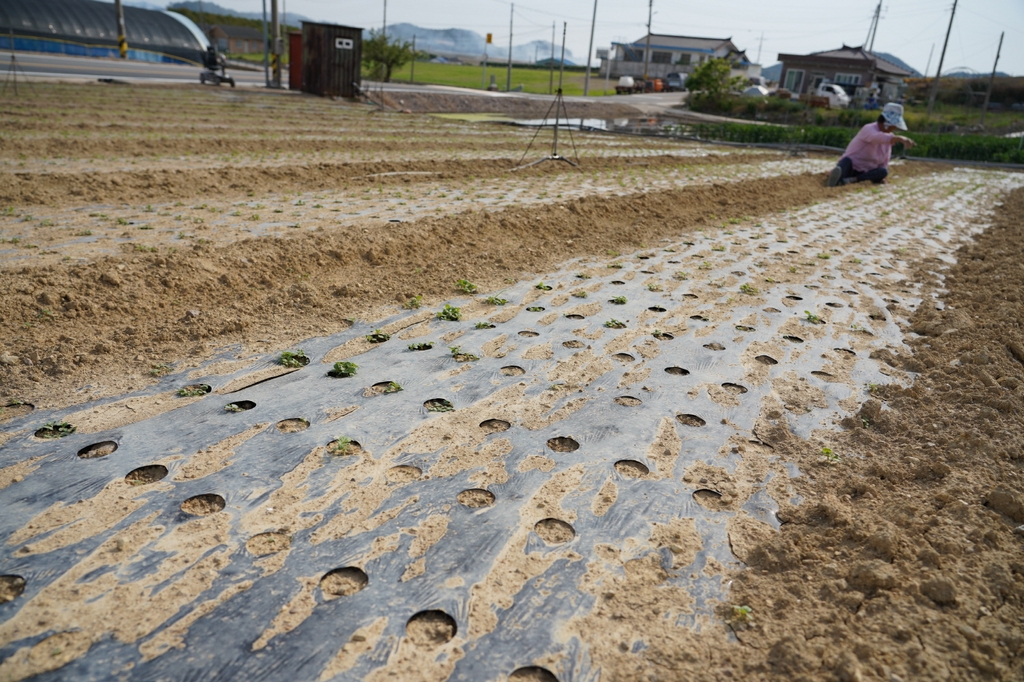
[199,46,235,88]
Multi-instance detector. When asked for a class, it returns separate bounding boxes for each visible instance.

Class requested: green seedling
[177,384,211,397]
[224,403,244,413]
[75,230,93,236]
[329,436,354,455]
[456,279,478,294]
[804,310,822,324]
[575,272,591,279]
[711,245,726,252]
[571,290,588,299]
[116,217,130,226]
[604,319,626,329]
[535,282,552,291]
[403,295,423,310]
[485,296,508,306]
[408,342,434,351]
[328,361,358,377]
[820,447,841,464]
[366,329,391,343]
[789,266,797,273]
[36,421,76,439]
[279,350,309,368]
[607,263,624,269]
[475,321,496,329]
[382,381,403,393]
[817,252,831,260]
[436,305,462,322]
[450,346,480,362]
[610,296,627,305]
[730,605,754,624]
[526,306,544,312]
[673,271,690,280]
[425,399,455,413]
[698,261,712,270]
[647,284,662,292]
[148,363,172,377]
[851,258,863,264]
[740,283,759,295]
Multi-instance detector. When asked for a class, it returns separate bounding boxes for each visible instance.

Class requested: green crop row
[683,122,1024,164]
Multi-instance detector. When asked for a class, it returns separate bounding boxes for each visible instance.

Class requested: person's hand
[897,136,916,149]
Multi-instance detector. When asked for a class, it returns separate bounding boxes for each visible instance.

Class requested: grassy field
[383,60,610,96]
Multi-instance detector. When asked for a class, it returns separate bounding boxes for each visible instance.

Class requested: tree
[362,30,414,82]
[685,57,746,109]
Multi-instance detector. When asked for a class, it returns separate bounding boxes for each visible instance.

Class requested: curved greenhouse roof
[0,0,208,65]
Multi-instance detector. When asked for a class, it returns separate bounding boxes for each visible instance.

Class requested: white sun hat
[882,102,908,130]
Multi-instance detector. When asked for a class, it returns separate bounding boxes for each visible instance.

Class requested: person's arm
[891,135,916,149]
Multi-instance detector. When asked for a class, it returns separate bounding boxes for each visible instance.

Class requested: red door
[288,32,302,90]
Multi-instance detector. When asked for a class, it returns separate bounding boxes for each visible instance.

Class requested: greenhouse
[0,0,208,66]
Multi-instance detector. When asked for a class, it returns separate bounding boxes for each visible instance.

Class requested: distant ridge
[381,23,576,64]
[167,1,315,25]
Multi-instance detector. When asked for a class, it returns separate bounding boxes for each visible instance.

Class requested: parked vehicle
[643,78,664,93]
[665,72,685,92]
[813,82,850,109]
[615,76,644,95]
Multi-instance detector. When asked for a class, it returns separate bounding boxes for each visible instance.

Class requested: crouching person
[828,103,916,187]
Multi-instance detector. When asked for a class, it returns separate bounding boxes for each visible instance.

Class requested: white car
[815,82,851,109]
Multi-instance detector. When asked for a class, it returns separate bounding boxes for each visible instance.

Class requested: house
[601,34,759,80]
[207,25,265,55]
[777,45,912,103]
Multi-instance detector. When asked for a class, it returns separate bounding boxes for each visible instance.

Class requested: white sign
[335,38,353,50]
[596,48,609,60]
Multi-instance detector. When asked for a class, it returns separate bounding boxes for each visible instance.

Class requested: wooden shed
[300,21,362,98]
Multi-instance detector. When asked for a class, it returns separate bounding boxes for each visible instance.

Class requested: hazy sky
[218,0,1021,76]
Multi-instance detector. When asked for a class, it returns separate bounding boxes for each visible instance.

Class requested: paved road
[7,52,267,86]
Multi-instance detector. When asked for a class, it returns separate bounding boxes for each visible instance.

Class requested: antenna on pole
[512,22,580,171]
[979,31,1003,127]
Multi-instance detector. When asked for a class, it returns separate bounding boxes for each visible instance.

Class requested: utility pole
[924,43,934,80]
[114,0,128,59]
[506,3,513,92]
[927,0,957,116]
[643,0,652,81]
[756,32,763,65]
[411,35,416,83]
[980,31,1003,126]
[583,0,598,96]
[868,0,882,53]
[864,0,880,51]
[271,0,281,87]
[261,0,269,87]
[382,0,387,41]
[549,22,555,95]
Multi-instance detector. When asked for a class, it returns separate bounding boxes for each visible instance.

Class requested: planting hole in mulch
[479,419,511,433]
[457,488,496,508]
[320,567,368,599]
[649,307,668,313]
[785,295,803,301]
[783,335,804,343]
[327,438,363,456]
[245,532,291,556]
[682,293,698,299]
[834,348,856,356]
[611,280,625,285]
[811,371,837,381]
[476,322,496,329]
[664,366,690,375]
[638,255,651,260]
[755,354,779,365]
[690,315,709,322]
[367,381,402,396]
[276,418,309,433]
[509,667,559,682]
[526,307,545,312]
[612,353,635,363]
[500,365,526,376]
[34,422,75,439]
[224,400,256,412]
[180,493,225,516]
[764,307,781,313]
[653,332,674,340]
[547,436,579,452]
[77,441,117,459]
[518,330,540,337]
[614,460,650,478]
[614,396,642,407]
[736,325,756,332]
[693,488,726,510]
[676,413,706,427]
[563,340,585,349]
[125,464,168,485]
[0,402,34,423]
[826,302,844,308]
[386,465,422,483]
[406,610,457,647]
[564,314,585,320]
[534,518,575,544]
[722,382,748,395]
[843,290,860,295]
[424,398,454,412]
[0,575,26,604]
[704,342,725,351]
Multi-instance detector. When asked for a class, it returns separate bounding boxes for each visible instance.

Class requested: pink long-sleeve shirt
[843,123,895,172]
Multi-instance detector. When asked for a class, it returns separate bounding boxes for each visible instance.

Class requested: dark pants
[837,157,888,184]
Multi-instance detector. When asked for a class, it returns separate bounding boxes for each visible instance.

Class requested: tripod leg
[514,94,559,169]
